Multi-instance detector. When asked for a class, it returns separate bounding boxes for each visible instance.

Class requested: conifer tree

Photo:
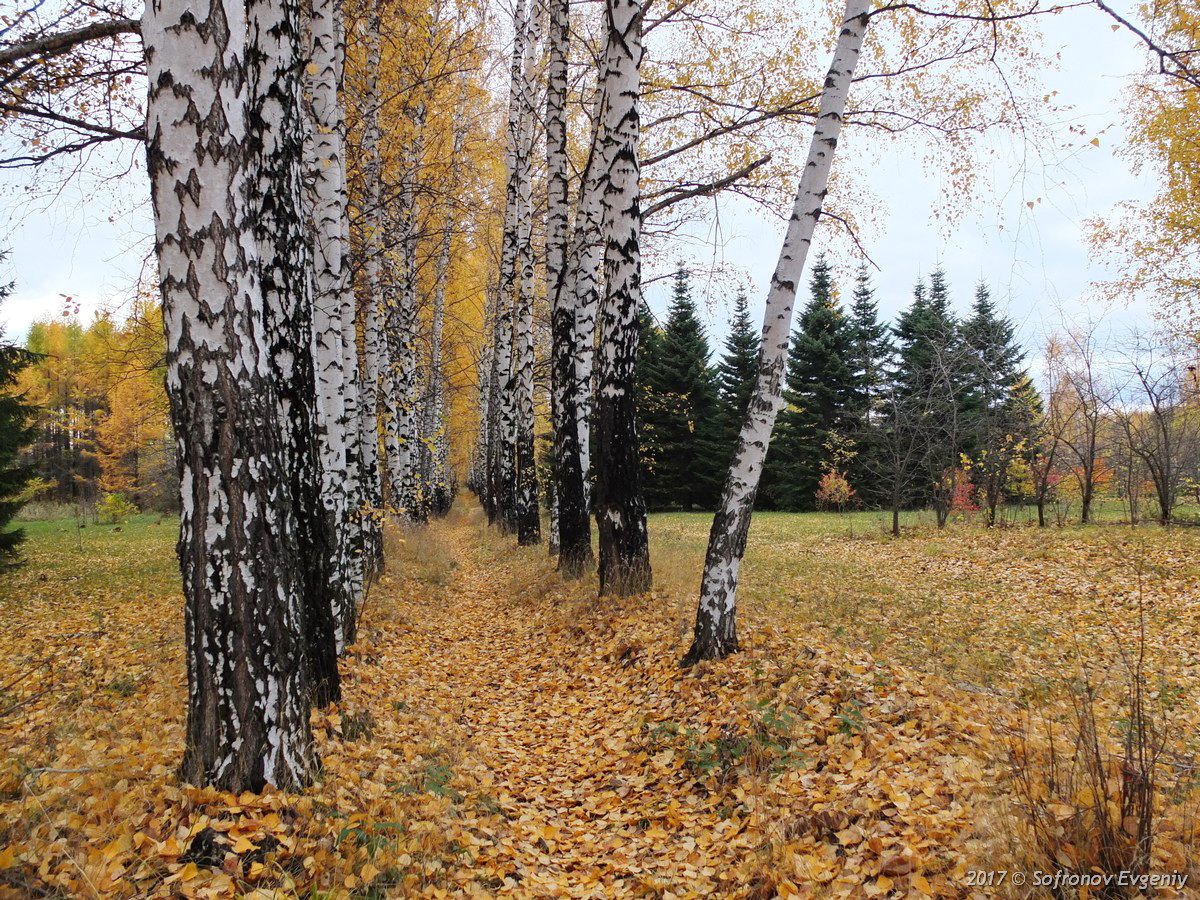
[847,265,893,424]
[635,299,664,496]
[715,292,760,467]
[641,268,722,510]
[846,264,892,504]
[769,255,857,511]
[962,280,1030,524]
[891,269,969,525]
[0,272,35,562]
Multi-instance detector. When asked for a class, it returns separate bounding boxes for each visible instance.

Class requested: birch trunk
[573,94,606,503]
[398,106,426,521]
[491,0,528,534]
[421,217,455,515]
[544,0,563,559]
[145,0,312,789]
[682,0,871,666]
[246,0,342,706]
[357,8,386,554]
[556,90,604,578]
[514,0,543,546]
[307,0,359,651]
[595,0,651,596]
[421,86,466,519]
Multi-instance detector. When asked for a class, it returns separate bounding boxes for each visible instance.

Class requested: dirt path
[337,506,999,897]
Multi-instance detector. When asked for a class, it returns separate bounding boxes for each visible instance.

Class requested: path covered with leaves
[0,506,1196,897]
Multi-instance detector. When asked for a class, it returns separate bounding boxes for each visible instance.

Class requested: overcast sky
[640,0,1160,376]
[0,0,1161,378]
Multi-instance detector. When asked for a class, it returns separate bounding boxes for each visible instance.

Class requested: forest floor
[0,503,1197,898]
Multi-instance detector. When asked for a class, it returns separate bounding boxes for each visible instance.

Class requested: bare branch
[643,153,772,219]
[0,16,140,68]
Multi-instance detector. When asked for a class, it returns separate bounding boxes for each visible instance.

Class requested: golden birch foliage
[1090,3,1199,329]
[343,0,500,478]
[20,301,171,508]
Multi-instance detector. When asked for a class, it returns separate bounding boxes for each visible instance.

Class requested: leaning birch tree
[682,0,871,665]
[594,0,651,595]
[144,0,314,788]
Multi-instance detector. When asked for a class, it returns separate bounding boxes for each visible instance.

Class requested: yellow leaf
[1048,802,1075,821]
[361,862,380,883]
[179,862,199,881]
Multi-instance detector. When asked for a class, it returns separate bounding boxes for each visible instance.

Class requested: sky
[0,140,151,338]
[0,0,1164,379]
[640,0,1162,378]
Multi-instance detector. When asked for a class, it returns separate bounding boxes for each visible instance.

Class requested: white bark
[492,0,528,532]
[307,0,359,647]
[357,8,386,539]
[381,104,426,521]
[594,0,651,595]
[570,90,607,495]
[684,0,871,664]
[515,0,543,544]
[145,0,313,789]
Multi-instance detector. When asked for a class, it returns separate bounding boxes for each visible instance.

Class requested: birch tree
[307,0,360,649]
[594,0,652,596]
[547,0,594,577]
[420,183,458,519]
[246,0,342,706]
[144,0,314,788]
[489,0,529,534]
[356,4,387,557]
[514,0,542,545]
[682,0,871,665]
[381,104,426,522]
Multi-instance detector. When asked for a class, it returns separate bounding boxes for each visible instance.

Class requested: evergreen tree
[846,265,892,504]
[0,271,36,561]
[962,280,1031,524]
[714,292,760,467]
[634,298,664,495]
[847,265,893,422]
[890,270,969,524]
[640,268,722,510]
[769,254,857,511]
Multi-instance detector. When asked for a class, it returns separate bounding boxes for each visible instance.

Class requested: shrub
[98,492,138,524]
[815,470,856,512]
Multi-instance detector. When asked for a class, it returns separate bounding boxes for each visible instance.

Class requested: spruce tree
[640,268,722,510]
[635,297,664,497]
[963,280,1030,524]
[891,271,966,523]
[0,270,36,562]
[846,265,892,504]
[714,292,760,468]
[769,255,857,511]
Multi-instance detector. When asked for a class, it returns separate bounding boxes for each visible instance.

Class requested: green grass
[0,515,179,605]
[646,503,1200,693]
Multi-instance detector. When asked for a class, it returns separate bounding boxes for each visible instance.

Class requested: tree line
[634,261,1200,531]
[17,300,176,517]
[633,259,1039,527]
